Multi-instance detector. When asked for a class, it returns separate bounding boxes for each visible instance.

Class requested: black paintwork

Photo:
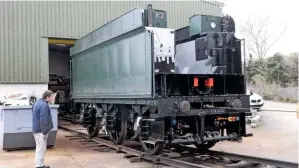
[70,10,251,151]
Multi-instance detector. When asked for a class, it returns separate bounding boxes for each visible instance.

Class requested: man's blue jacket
[32,98,54,135]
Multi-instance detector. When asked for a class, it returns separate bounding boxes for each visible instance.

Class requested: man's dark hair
[42,90,53,99]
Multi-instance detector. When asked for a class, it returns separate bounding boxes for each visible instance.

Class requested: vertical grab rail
[240,38,247,93]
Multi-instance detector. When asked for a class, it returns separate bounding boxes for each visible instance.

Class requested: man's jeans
[33,133,48,167]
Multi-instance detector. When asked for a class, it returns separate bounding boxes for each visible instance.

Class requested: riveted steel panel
[70,8,145,56]
[71,27,152,98]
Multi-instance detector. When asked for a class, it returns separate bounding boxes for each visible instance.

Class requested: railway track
[58,119,298,168]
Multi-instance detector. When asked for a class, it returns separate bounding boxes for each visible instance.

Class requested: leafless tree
[241,16,287,60]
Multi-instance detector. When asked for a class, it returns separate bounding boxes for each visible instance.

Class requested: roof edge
[203,0,225,8]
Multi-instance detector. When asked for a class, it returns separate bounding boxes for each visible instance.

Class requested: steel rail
[207,150,298,168]
[58,123,298,168]
[58,116,75,123]
[58,124,210,168]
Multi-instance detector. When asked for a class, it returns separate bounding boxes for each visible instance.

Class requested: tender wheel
[87,118,101,138]
[107,109,127,145]
[87,108,101,138]
[109,119,127,145]
[140,140,165,155]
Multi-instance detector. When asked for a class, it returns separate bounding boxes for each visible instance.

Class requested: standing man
[32,90,54,168]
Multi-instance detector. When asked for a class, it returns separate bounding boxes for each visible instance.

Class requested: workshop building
[0,1,223,99]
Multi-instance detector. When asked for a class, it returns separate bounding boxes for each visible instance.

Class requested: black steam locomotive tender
[70,5,253,155]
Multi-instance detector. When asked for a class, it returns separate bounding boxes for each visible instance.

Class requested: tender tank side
[70,8,154,99]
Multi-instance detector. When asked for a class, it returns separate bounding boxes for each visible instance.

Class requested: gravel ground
[0,100,298,167]
[0,130,153,168]
[212,100,298,163]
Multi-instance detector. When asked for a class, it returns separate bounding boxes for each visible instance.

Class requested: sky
[217,0,299,56]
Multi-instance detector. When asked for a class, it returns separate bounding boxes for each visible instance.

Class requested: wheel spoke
[86,108,101,138]
[107,110,127,145]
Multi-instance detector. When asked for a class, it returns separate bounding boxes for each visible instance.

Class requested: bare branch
[241,17,287,60]
[262,25,288,58]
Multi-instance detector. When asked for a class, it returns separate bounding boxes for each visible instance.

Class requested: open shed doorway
[48,38,75,116]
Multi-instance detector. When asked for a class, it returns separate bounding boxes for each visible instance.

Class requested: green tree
[249,58,266,81]
[284,52,298,86]
[264,52,286,86]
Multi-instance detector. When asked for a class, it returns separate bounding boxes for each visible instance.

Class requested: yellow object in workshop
[48,38,76,45]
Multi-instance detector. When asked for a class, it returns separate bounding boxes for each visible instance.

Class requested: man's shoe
[36,166,50,168]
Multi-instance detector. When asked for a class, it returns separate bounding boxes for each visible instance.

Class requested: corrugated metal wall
[0,1,223,83]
